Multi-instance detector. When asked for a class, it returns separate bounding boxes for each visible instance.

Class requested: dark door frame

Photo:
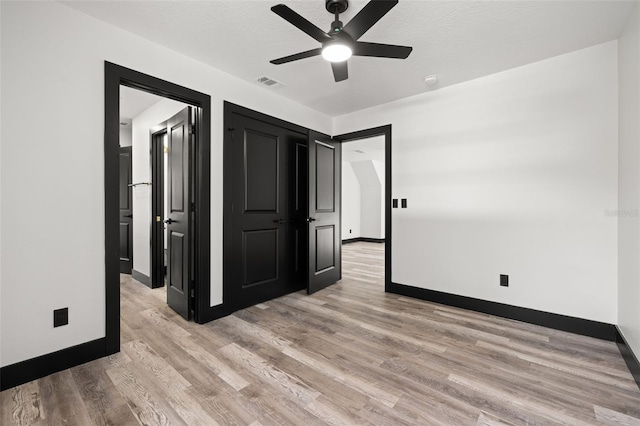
[334,125,392,290]
[150,126,167,289]
[105,62,211,355]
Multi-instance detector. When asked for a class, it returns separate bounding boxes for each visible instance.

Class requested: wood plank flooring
[2,242,640,425]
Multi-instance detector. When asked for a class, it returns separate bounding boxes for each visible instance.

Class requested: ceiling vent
[256,76,285,88]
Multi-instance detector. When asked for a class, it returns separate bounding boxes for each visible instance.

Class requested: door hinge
[190,202,196,212]
[190,288,195,298]
[189,125,196,135]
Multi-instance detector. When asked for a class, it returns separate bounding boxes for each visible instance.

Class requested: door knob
[306,217,317,222]
[164,218,176,224]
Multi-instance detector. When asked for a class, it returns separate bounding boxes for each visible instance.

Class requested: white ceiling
[63,0,634,117]
[119,85,165,120]
[343,135,385,162]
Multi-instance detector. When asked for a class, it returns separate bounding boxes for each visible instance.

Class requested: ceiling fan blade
[270,48,322,65]
[342,0,398,41]
[331,61,348,82]
[271,4,331,43]
[352,41,412,59]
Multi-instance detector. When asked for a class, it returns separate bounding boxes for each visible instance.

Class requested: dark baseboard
[342,237,385,244]
[616,327,640,390]
[132,269,152,287]
[387,282,617,341]
[0,338,106,391]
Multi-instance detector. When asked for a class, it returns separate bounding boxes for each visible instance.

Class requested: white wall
[119,124,132,147]
[372,160,385,238]
[334,42,619,323]
[618,2,640,360]
[130,98,187,277]
[341,161,361,240]
[351,160,385,239]
[0,1,331,367]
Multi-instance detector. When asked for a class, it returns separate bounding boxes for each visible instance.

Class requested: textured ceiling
[62,0,634,117]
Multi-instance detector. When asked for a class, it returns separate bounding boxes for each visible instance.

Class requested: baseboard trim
[131,269,152,287]
[0,338,106,391]
[616,327,640,390]
[342,237,385,244]
[387,282,617,341]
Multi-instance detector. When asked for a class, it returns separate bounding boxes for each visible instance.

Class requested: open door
[119,146,133,274]
[307,131,341,294]
[165,107,194,320]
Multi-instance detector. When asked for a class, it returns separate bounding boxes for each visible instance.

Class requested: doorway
[340,135,386,288]
[335,126,392,290]
[105,62,212,355]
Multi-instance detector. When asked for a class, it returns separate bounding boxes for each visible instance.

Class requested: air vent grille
[256,76,285,88]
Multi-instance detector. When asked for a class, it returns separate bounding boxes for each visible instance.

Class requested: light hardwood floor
[2,242,640,425]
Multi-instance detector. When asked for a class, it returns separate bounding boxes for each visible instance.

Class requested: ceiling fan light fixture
[322,43,352,62]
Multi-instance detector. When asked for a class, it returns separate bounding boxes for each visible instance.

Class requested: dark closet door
[307,131,341,294]
[119,146,133,274]
[230,113,306,309]
[166,107,194,320]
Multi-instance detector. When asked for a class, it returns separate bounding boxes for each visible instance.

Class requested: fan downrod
[325,0,348,14]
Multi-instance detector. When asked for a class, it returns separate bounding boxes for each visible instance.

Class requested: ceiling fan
[270,0,412,82]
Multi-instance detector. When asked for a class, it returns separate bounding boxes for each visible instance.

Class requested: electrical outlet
[401,198,407,208]
[349,229,352,234]
[392,199,398,208]
[54,308,68,327]
[500,275,509,287]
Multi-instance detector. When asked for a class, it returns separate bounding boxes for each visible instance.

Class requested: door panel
[315,143,336,211]
[119,146,133,274]
[245,130,279,212]
[166,107,193,320]
[243,229,279,286]
[315,225,335,272]
[170,126,185,212]
[230,113,306,309]
[308,131,341,294]
[170,232,185,291]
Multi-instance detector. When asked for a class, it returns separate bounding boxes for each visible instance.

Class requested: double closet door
[230,114,308,309]
[228,108,341,310]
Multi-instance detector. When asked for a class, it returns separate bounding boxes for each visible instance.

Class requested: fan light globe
[322,44,352,62]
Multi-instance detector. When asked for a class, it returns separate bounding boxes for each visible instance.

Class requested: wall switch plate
[392,199,398,208]
[500,275,509,287]
[54,308,68,327]
[401,198,407,208]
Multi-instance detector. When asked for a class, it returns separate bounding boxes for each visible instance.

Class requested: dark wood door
[307,131,341,294]
[166,107,194,320]
[230,113,306,309]
[119,146,133,274]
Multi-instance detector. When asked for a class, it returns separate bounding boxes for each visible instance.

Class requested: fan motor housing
[326,0,349,14]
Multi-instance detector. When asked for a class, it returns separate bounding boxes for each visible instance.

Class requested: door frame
[105,62,211,355]
[150,126,167,289]
[334,125,392,290]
